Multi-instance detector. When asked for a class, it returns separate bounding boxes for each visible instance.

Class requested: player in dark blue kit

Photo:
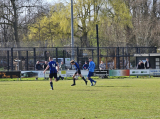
[43,57,59,90]
[70,60,88,86]
[88,57,97,86]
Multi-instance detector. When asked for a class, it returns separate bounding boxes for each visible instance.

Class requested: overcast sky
[45,0,69,4]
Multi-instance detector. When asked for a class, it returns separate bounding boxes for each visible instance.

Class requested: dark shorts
[75,69,81,75]
[88,72,94,78]
[49,73,57,78]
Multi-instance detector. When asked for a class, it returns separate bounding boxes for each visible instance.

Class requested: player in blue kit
[88,57,97,86]
[43,57,59,90]
[70,60,88,86]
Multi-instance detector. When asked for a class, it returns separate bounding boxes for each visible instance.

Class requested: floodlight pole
[71,0,74,60]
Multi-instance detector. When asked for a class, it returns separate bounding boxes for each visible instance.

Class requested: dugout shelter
[134,53,160,69]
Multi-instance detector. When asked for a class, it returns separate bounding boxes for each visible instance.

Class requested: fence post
[155,46,157,53]
[117,47,120,69]
[129,53,130,69]
[136,47,139,67]
[114,48,116,69]
[63,50,65,64]
[34,48,36,70]
[44,51,47,61]
[77,47,79,64]
[26,51,28,70]
[92,49,94,60]
[56,48,58,62]
[7,51,9,71]
[11,47,13,71]
[96,24,99,69]
[136,47,138,53]
[123,47,124,69]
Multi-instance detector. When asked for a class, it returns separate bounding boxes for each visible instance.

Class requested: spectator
[145,58,151,69]
[141,61,145,69]
[35,61,43,70]
[99,61,106,70]
[82,61,89,70]
[43,61,48,70]
[137,62,141,69]
[60,61,65,70]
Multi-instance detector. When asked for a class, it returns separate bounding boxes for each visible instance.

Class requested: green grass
[1,78,160,119]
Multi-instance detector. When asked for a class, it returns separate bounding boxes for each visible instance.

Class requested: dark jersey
[49,61,57,73]
[74,62,80,70]
[83,64,89,70]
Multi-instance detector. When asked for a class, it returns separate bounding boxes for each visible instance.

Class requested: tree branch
[0,22,13,25]
[0,15,13,23]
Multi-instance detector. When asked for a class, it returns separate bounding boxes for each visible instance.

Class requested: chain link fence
[0,46,157,71]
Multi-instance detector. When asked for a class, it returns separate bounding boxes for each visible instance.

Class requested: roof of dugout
[134,53,160,57]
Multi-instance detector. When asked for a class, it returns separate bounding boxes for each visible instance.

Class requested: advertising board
[109,70,129,76]
[130,70,150,76]
[0,71,21,78]
[21,71,44,78]
[45,70,67,78]
[150,69,160,76]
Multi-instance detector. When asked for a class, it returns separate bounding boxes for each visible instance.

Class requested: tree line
[0,0,160,48]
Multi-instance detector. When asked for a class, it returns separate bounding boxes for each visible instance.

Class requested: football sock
[89,78,94,83]
[73,78,76,84]
[82,77,87,82]
[50,82,53,89]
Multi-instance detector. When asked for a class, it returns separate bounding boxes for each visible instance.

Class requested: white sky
[45,0,69,4]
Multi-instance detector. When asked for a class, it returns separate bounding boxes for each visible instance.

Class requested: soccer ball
[75,76,78,80]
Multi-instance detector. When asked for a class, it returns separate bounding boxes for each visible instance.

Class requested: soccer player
[70,60,87,86]
[43,57,59,90]
[88,57,97,86]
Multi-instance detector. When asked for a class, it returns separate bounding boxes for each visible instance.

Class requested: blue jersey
[49,61,57,73]
[89,61,95,72]
[74,62,80,70]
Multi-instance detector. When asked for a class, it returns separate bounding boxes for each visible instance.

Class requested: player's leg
[92,78,97,86]
[88,72,96,86]
[87,72,93,86]
[79,70,87,85]
[54,73,58,82]
[90,72,96,86]
[71,73,76,86]
[49,73,53,90]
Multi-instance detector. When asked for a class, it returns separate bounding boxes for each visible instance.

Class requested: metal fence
[0,47,157,71]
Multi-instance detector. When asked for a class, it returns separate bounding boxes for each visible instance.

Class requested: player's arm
[43,65,49,73]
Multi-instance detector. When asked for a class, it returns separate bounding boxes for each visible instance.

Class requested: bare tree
[0,0,49,47]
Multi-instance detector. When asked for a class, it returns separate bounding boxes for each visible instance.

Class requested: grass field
[1,78,160,119]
